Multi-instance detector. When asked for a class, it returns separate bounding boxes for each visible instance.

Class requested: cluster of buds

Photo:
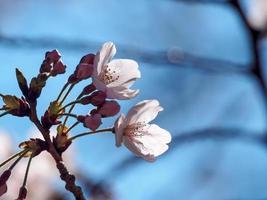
[40,50,66,76]
[0,41,171,199]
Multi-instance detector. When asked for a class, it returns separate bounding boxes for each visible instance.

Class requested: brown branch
[0,34,248,74]
[28,101,86,200]
[229,0,266,94]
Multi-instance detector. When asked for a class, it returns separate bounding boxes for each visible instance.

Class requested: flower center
[125,122,148,137]
[100,65,120,85]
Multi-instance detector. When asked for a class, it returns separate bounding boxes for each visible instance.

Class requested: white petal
[106,87,139,100]
[114,114,126,147]
[93,42,116,76]
[134,134,169,157]
[107,59,141,87]
[126,100,163,124]
[123,136,147,157]
[147,124,172,144]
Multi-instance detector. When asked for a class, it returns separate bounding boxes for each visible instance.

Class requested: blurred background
[0,0,267,199]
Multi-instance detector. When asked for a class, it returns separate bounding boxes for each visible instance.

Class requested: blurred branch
[0,34,248,74]
[229,0,266,92]
[106,128,266,179]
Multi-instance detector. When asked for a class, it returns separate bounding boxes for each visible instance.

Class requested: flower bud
[53,124,72,153]
[50,60,66,77]
[16,68,29,98]
[17,186,27,200]
[82,84,96,95]
[98,101,120,117]
[28,73,48,100]
[84,114,102,131]
[45,49,61,63]
[0,170,11,186]
[40,60,52,73]
[90,91,106,106]
[80,53,95,64]
[0,183,7,197]
[77,115,86,122]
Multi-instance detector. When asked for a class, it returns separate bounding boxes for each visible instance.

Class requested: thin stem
[60,83,75,106]
[58,113,78,119]
[65,121,80,135]
[9,149,29,171]
[22,155,33,187]
[0,111,10,118]
[62,92,84,130]
[0,150,26,168]
[0,107,6,111]
[56,82,70,102]
[58,100,81,114]
[69,127,114,141]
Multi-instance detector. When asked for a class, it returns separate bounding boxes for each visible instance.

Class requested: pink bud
[17,186,27,199]
[0,170,11,186]
[68,74,79,84]
[51,60,66,76]
[40,61,52,73]
[84,114,102,131]
[0,183,7,197]
[90,91,106,106]
[80,53,95,64]
[82,84,96,95]
[75,63,93,80]
[46,50,61,63]
[98,101,120,117]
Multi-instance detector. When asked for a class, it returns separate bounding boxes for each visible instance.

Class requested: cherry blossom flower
[92,42,141,100]
[248,0,267,30]
[114,100,171,162]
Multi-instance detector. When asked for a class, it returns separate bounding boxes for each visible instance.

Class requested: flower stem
[69,127,114,141]
[0,150,26,168]
[0,111,10,118]
[9,149,29,171]
[58,113,78,119]
[65,121,80,135]
[57,100,81,114]
[56,82,70,102]
[62,92,84,129]
[60,83,76,106]
[22,155,33,187]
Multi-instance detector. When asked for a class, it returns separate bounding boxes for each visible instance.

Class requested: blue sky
[1,0,267,199]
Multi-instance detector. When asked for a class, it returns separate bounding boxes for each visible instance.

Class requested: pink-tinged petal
[124,137,156,162]
[107,59,141,87]
[84,114,102,131]
[106,87,139,100]
[98,101,120,117]
[0,183,7,196]
[93,42,116,76]
[92,76,108,93]
[147,124,172,144]
[123,136,147,157]
[126,100,163,124]
[114,114,126,147]
[135,135,169,157]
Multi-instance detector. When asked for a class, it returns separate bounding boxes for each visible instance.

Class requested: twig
[28,101,86,200]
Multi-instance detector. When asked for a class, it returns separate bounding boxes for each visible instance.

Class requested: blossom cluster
[0,41,171,199]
